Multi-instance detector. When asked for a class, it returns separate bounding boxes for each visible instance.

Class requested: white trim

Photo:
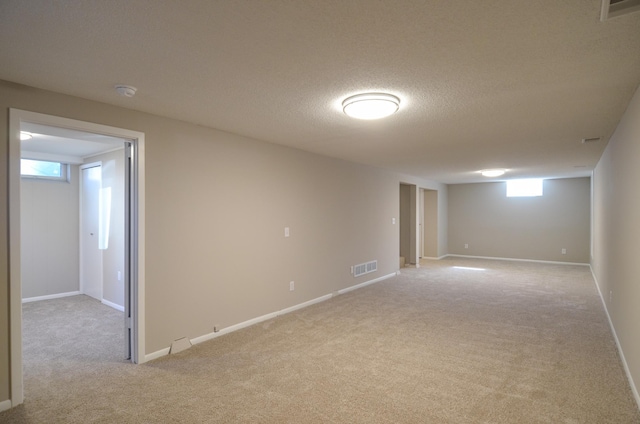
[421,255,448,260]
[8,109,147,409]
[190,294,334,347]
[145,273,396,362]
[0,399,12,413]
[445,254,590,266]
[590,266,640,409]
[22,291,81,303]
[145,347,171,362]
[338,272,396,295]
[102,299,125,312]
[9,109,24,406]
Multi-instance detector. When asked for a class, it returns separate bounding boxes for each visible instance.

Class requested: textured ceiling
[1,0,639,183]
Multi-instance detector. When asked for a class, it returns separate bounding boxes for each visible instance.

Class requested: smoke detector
[115,85,137,98]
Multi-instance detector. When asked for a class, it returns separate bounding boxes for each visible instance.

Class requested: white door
[81,164,103,300]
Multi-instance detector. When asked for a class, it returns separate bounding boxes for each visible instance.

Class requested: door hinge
[125,317,132,329]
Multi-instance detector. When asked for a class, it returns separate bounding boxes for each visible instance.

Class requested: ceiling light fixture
[115,84,137,98]
[342,93,400,120]
[481,169,506,177]
[20,131,33,141]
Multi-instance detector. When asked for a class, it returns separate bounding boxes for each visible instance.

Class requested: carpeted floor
[2,257,639,423]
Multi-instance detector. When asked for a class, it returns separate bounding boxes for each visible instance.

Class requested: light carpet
[1,257,639,423]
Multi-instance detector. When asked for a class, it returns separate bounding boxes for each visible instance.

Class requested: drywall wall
[0,80,446,404]
[448,178,590,263]
[423,190,438,258]
[437,186,448,257]
[399,184,411,262]
[0,99,8,403]
[592,84,640,404]
[21,166,80,298]
[85,150,126,308]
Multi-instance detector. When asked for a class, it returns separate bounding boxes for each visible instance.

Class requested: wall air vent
[601,0,640,20]
[353,260,377,277]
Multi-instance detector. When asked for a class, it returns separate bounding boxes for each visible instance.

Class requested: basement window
[21,159,69,181]
[506,179,543,197]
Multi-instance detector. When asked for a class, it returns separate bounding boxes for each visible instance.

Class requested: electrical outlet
[464,243,469,249]
[561,248,567,254]
[290,281,295,291]
[284,227,290,237]
[350,266,354,274]
[117,271,122,281]
[392,218,396,224]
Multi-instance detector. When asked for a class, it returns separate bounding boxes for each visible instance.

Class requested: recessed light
[342,93,400,120]
[20,131,33,141]
[481,169,506,177]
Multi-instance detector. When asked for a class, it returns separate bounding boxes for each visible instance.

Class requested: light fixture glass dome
[481,169,506,177]
[342,93,400,120]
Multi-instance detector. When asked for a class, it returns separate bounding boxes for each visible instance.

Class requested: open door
[80,163,103,301]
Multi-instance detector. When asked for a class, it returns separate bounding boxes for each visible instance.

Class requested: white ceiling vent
[601,0,640,20]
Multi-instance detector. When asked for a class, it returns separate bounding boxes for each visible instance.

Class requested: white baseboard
[144,347,170,362]
[421,255,448,260]
[0,399,12,413]
[146,272,396,362]
[190,293,334,347]
[102,299,125,312]
[22,291,81,303]
[590,266,640,409]
[445,254,589,266]
[337,272,395,295]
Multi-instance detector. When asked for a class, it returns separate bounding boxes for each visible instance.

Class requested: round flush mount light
[20,131,33,141]
[481,169,506,177]
[115,84,137,98]
[342,93,400,120]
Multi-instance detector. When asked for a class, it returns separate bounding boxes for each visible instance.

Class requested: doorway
[8,109,146,407]
[421,189,438,259]
[399,183,418,266]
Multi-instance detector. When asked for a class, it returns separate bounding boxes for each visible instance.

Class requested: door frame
[8,109,147,408]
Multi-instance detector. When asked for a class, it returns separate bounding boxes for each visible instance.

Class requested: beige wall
[21,166,80,298]
[0,80,445,404]
[592,85,640,401]
[85,150,126,307]
[437,187,448,257]
[448,178,591,263]
[399,184,411,261]
[0,97,8,402]
[423,190,438,258]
